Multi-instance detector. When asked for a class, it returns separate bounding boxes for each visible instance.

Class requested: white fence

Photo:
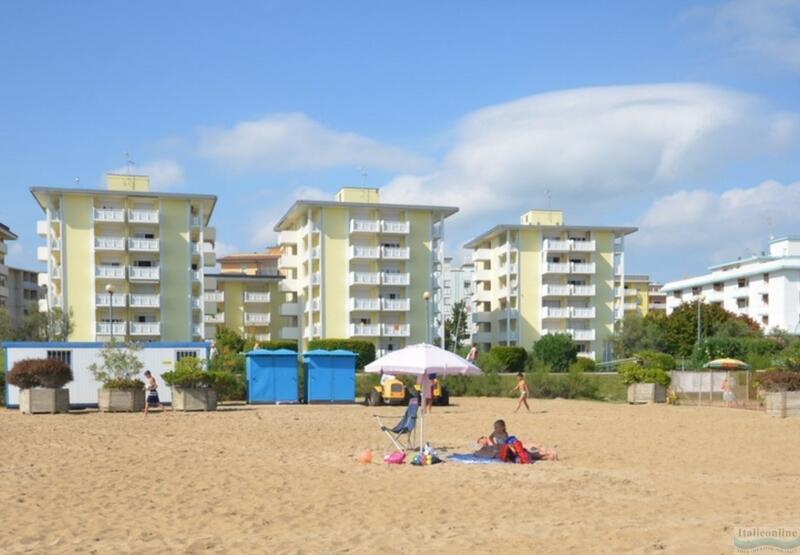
[669,370,755,405]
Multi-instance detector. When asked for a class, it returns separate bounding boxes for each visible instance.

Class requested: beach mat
[446,454,504,464]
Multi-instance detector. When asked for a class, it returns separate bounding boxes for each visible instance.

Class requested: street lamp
[423,291,431,344]
[105,283,115,342]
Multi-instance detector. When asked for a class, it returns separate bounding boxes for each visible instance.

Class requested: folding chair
[374,396,419,451]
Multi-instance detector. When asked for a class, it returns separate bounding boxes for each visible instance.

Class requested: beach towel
[447,454,503,465]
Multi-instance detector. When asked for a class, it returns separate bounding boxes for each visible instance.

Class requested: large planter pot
[171,387,218,411]
[764,390,800,418]
[19,388,70,414]
[98,388,145,412]
[627,383,666,404]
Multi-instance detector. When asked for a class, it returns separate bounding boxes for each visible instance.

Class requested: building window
[176,350,199,362]
[762,315,769,326]
[673,290,681,298]
[692,287,701,295]
[713,282,722,291]
[762,294,769,305]
[738,278,748,288]
[737,298,748,309]
[763,273,770,283]
[47,350,72,367]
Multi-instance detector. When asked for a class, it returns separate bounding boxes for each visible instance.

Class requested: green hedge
[308,339,376,369]
[488,346,527,372]
[254,340,298,351]
[618,362,671,386]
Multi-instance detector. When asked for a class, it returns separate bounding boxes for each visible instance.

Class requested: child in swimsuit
[143,370,164,415]
[511,372,530,413]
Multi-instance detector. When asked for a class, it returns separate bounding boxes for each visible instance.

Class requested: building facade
[32,174,217,342]
[465,210,636,361]
[662,236,800,331]
[442,256,476,339]
[0,223,18,311]
[275,187,457,354]
[218,247,281,276]
[7,267,44,327]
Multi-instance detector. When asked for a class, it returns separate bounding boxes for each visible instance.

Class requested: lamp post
[105,283,115,342]
[423,291,431,344]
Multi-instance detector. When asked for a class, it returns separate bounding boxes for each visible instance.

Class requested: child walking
[143,370,165,415]
[511,372,530,413]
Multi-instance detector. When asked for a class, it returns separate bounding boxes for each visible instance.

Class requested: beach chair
[374,397,419,451]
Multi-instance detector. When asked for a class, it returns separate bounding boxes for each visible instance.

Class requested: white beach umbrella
[365,343,481,457]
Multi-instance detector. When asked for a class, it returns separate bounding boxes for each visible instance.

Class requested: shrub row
[618,361,671,386]
[487,346,527,372]
[756,369,800,392]
[253,340,298,351]
[6,358,73,389]
[308,339,375,369]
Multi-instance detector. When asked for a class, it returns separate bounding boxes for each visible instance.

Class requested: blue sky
[2,0,800,283]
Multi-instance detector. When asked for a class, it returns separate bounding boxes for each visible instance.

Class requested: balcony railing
[96,294,127,307]
[129,266,160,280]
[542,284,570,296]
[204,313,225,324]
[304,298,320,312]
[245,312,270,325]
[571,307,596,318]
[129,294,161,308]
[128,238,160,251]
[381,220,410,234]
[382,298,410,311]
[571,263,596,274]
[95,237,125,250]
[191,297,202,310]
[350,219,379,233]
[192,325,202,337]
[472,248,491,262]
[96,265,125,279]
[543,239,596,252]
[381,272,410,286]
[280,302,299,316]
[350,272,380,286]
[128,209,159,224]
[93,208,125,222]
[572,285,596,296]
[350,298,381,311]
[577,351,596,361]
[568,329,596,341]
[280,327,299,340]
[310,272,321,286]
[350,323,381,337]
[204,291,224,302]
[254,333,270,342]
[381,246,410,259]
[544,263,570,274]
[542,307,570,318]
[571,240,596,252]
[191,270,202,282]
[244,292,271,303]
[96,322,127,335]
[382,323,410,337]
[543,239,571,251]
[191,242,202,255]
[349,245,380,259]
[130,322,160,335]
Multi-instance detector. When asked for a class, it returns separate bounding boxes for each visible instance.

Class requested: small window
[713,282,723,291]
[673,290,681,298]
[762,315,769,326]
[692,287,701,295]
[738,278,748,288]
[762,294,769,305]
[47,350,72,367]
[763,273,770,283]
[737,298,748,309]
[176,350,198,362]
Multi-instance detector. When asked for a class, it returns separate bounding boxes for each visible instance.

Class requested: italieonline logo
[734,527,800,552]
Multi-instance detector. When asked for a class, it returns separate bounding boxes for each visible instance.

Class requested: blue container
[245,349,299,404]
[303,349,357,404]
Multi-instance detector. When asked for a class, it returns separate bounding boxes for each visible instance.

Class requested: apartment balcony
[204,227,216,243]
[279,253,298,269]
[310,246,320,259]
[649,302,666,310]
[543,239,596,252]
[36,220,49,236]
[128,238,160,252]
[280,327,299,340]
[473,266,491,282]
[350,219,379,233]
[498,262,519,277]
[381,220,410,234]
[572,285,596,296]
[96,322,127,336]
[96,294,127,308]
[244,291,271,303]
[36,246,48,262]
[37,272,50,287]
[622,303,638,311]
[350,298,381,311]
[190,214,201,228]
[571,307,596,318]
[382,323,410,337]
[542,307,570,319]
[50,239,61,251]
[128,294,160,308]
[381,272,410,286]
[350,323,381,337]
[128,209,159,224]
[305,323,321,338]
[245,312,270,325]
[494,308,520,320]
[130,322,161,336]
[349,245,380,259]
[279,229,300,245]
[473,287,492,302]
[544,263,570,274]
[129,266,160,281]
[310,272,321,286]
[204,312,225,324]
[191,270,202,283]
[615,287,638,297]
[382,298,410,311]
[191,297,202,310]
[568,329,596,341]
[577,351,596,361]
[191,242,202,256]
[93,208,125,223]
[96,265,126,279]
[472,248,491,262]
[96,237,126,251]
[204,275,216,290]
[280,302,299,316]
[571,262,596,274]
[473,331,492,343]
[204,291,224,302]
[542,284,570,296]
[303,221,321,235]
[571,241,596,252]
[733,288,749,298]
[192,325,203,338]
[497,329,518,342]
[304,298,320,312]
[381,246,410,260]
[349,271,381,286]
[471,311,492,323]
[543,239,571,252]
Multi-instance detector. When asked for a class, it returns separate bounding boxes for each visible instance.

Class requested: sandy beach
[2,397,798,554]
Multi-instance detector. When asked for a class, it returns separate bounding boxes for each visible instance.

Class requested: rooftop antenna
[358,165,367,187]
[545,188,552,211]
[125,151,135,175]
[74,177,80,187]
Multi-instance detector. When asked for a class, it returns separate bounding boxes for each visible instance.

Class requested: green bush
[756,369,800,392]
[89,340,145,389]
[163,357,244,400]
[253,340,298,351]
[532,333,578,372]
[473,352,505,373]
[488,346,527,372]
[6,358,74,389]
[526,368,599,399]
[355,373,380,397]
[618,361,671,386]
[634,351,675,371]
[308,339,375,369]
[569,357,596,373]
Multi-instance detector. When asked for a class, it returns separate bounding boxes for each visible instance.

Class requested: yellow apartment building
[465,210,637,361]
[31,174,217,342]
[218,247,281,276]
[614,274,667,317]
[274,187,457,354]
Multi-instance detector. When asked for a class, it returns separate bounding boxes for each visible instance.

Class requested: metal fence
[669,370,759,408]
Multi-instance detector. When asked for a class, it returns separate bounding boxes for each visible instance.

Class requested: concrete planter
[98,388,145,412]
[764,390,800,418]
[627,383,667,404]
[171,387,217,411]
[19,388,70,414]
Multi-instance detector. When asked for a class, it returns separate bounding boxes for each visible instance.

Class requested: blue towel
[447,454,503,464]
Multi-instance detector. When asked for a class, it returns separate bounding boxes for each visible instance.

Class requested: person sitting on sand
[143,370,165,415]
[474,419,510,457]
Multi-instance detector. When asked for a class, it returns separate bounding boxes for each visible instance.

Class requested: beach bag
[384,451,406,465]
[508,439,531,464]
[498,444,515,463]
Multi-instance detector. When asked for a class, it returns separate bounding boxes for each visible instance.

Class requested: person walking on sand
[143,370,165,415]
[511,372,530,413]
[721,372,737,408]
[466,344,478,363]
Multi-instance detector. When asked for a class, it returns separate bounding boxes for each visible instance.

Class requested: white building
[0,223,18,312]
[662,236,800,331]
[6,267,44,328]
[441,256,475,337]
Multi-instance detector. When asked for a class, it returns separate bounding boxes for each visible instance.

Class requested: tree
[14,307,73,341]
[532,333,578,372]
[663,301,761,357]
[88,340,145,388]
[444,300,469,351]
[0,308,11,342]
[611,313,668,358]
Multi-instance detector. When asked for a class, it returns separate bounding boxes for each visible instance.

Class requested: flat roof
[616,274,650,282]
[29,186,218,224]
[464,224,637,248]
[274,199,459,231]
[0,222,18,241]
[218,252,280,262]
[707,255,777,271]
[661,258,800,291]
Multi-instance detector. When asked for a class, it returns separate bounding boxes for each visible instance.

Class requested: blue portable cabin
[303,349,357,404]
[245,349,299,404]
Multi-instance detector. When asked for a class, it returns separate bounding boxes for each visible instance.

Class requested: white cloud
[381,83,797,242]
[705,0,800,72]
[635,179,800,264]
[197,112,430,173]
[248,186,329,247]
[108,159,185,190]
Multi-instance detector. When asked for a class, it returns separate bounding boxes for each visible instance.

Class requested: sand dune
[2,397,798,554]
